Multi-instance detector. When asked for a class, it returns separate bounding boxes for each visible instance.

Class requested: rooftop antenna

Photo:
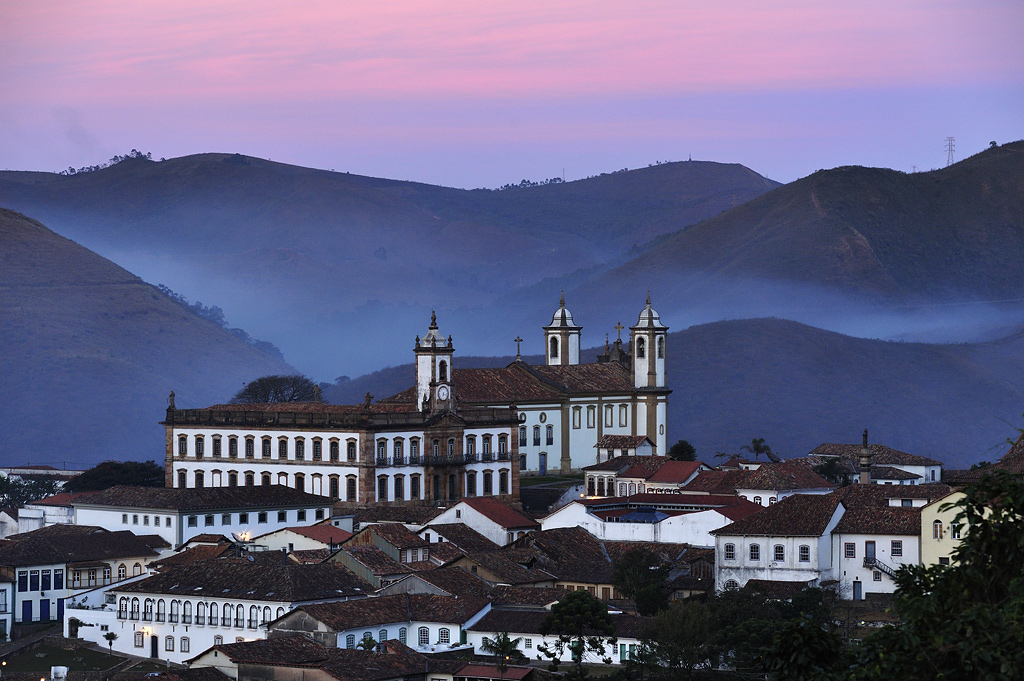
[946,137,955,167]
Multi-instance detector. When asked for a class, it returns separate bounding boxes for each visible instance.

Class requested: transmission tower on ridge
[946,137,955,166]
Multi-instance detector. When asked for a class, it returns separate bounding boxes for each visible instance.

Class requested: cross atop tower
[614,322,624,341]
[514,336,523,359]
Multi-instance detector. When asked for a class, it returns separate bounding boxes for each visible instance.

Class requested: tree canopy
[65,460,165,492]
[611,547,670,616]
[231,374,322,403]
[667,439,697,461]
[0,475,62,507]
[538,590,617,678]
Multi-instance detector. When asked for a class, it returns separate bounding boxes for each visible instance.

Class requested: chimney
[858,429,872,485]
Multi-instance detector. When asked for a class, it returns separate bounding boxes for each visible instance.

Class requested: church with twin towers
[164,294,669,506]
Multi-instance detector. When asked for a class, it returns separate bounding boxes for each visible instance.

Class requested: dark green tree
[538,590,617,679]
[0,476,62,507]
[65,460,164,492]
[480,631,525,679]
[611,548,669,616]
[813,457,852,486]
[642,598,718,681]
[667,440,697,461]
[231,374,321,403]
[740,437,778,461]
[849,471,1024,680]
[763,616,846,681]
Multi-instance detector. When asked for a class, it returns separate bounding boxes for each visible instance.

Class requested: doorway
[865,541,876,562]
[853,581,862,600]
[39,599,50,622]
[539,452,547,476]
[150,634,158,658]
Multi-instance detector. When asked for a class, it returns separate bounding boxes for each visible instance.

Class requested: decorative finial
[364,392,373,408]
[605,333,609,352]
[862,429,868,448]
[447,335,453,347]
[514,336,523,359]
[415,334,420,347]
[559,290,565,307]
[430,310,437,328]
[313,385,321,402]
[168,390,176,410]
[646,290,651,306]
[614,322,624,341]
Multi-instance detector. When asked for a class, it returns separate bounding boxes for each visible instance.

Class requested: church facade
[381,294,670,474]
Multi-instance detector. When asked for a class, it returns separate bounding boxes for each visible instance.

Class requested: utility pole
[946,137,955,167]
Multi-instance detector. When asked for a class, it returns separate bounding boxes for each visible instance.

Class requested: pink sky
[1,0,1021,185]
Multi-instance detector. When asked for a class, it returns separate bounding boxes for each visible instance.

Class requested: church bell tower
[415,311,455,411]
[543,292,581,366]
[630,292,668,389]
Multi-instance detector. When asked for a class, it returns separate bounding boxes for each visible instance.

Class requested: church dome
[633,292,667,329]
[546,292,580,329]
[421,310,446,345]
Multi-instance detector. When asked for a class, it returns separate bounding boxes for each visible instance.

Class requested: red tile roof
[582,455,667,475]
[30,491,97,506]
[871,466,922,481]
[422,524,500,553]
[341,546,414,576]
[833,506,921,535]
[461,498,539,530]
[807,443,942,467]
[683,470,754,494]
[712,494,844,538]
[735,462,835,491]
[595,435,653,449]
[296,593,489,630]
[275,525,353,545]
[647,461,704,484]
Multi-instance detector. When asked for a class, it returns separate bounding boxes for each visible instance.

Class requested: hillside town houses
[2,303,1016,681]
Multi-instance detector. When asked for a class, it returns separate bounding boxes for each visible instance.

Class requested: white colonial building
[67,562,371,664]
[164,314,520,508]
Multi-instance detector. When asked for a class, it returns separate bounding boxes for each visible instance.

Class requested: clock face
[437,385,450,401]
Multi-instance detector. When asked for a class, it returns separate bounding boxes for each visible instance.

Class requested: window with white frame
[774,545,785,562]
[749,544,760,561]
[418,627,429,646]
[845,543,856,558]
[799,545,810,562]
[891,540,903,557]
[724,543,736,560]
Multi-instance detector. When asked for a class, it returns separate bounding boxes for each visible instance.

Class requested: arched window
[418,627,430,647]
[214,635,223,646]
[156,599,166,622]
[228,472,238,487]
[546,425,553,445]
[378,629,387,643]
[194,471,204,488]
[195,435,205,458]
[183,601,193,624]
[499,470,508,495]
[799,545,811,562]
[347,441,356,461]
[483,436,492,455]
[519,427,527,446]
[347,477,357,501]
[394,439,403,464]
[278,438,288,459]
[262,438,272,458]
[329,476,340,499]
[483,471,493,495]
[118,563,127,580]
[196,602,206,625]
[394,475,404,500]
[294,473,305,492]
[411,475,421,499]
[399,627,407,644]
[330,441,340,461]
[724,579,739,591]
[520,454,526,470]
[118,597,128,618]
[245,472,254,487]
[533,426,540,446]
[228,437,238,458]
[657,337,665,359]
[313,439,322,461]
[235,603,245,627]
[432,439,439,457]
[177,470,186,488]
[754,496,762,505]
[447,438,455,457]
[749,544,761,561]
[724,544,736,560]
[439,360,448,382]
[262,472,271,486]
[143,598,154,621]
[130,598,140,619]
[346,634,356,649]
[774,545,785,561]
[170,600,180,623]
[378,476,388,501]
[180,637,190,653]
[467,472,477,496]
[637,337,645,358]
[262,607,271,624]
[550,337,559,359]
[295,438,305,460]
[133,562,142,576]
[933,520,943,539]
[498,435,507,454]
[210,602,219,624]
[165,636,174,652]
[245,437,255,458]
[438,628,450,644]
[276,607,284,618]
[596,478,604,496]
[178,436,187,456]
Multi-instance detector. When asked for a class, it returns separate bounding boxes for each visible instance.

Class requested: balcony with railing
[196,615,205,625]
[169,614,179,623]
[183,614,193,624]
[142,612,153,622]
[248,619,260,629]
[234,617,245,628]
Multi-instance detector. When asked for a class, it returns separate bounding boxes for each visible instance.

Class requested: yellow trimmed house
[919,491,966,567]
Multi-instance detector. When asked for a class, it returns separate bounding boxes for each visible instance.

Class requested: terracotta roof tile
[582,455,667,475]
[711,494,843,538]
[426,541,466,564]
[75,485,331,511]
[870,466,921,481]
[422,524,500,554]
[341,546,415,576]
[594,435,653,449]
[116,561,372,600]
[458,552,555,585]
[461,498,539,529]
[683,470,754,494]
[514,527,612,584]
[364,523,429,549]
[735,462,835,491]
[646,461,704,484]
[807,443,943,467]
[833,506,921,535]
[282,525,354,545]
[833,483,952,507]
[355,507,442,526]
[0,525,167,566]
[295,594,489,630]
[198,635,330,664]
[491,585,568,607]
[391,566,492,597]
[30,491,97,506]
[291,549,332,564]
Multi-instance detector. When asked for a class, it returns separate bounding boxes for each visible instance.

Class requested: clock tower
[415,311,455,411]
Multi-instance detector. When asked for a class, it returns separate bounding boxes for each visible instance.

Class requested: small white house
[424,498,538,546]
[831,506,921,600]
